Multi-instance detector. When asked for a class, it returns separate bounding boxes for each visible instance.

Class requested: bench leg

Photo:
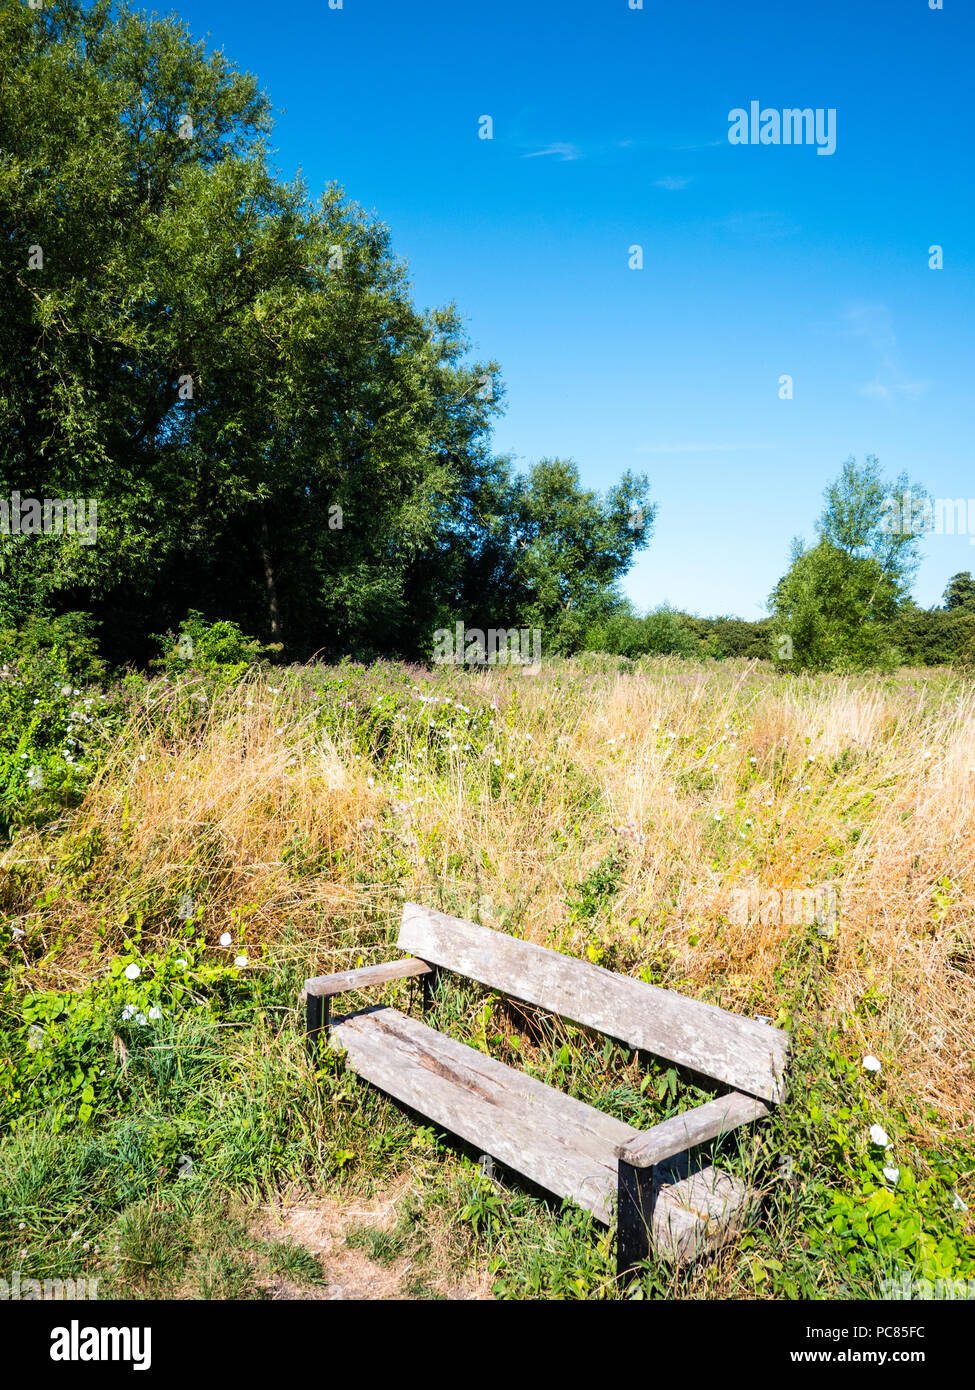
[617,1159,656,1284]
[421,966,440,1014]
[306,993,330,1063]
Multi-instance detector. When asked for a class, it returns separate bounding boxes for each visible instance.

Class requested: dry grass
[4,657,974,1135]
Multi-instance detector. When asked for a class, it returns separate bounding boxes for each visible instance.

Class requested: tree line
[1,4,967,674]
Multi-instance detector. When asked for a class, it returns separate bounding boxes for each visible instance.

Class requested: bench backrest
[398,904,788,1103]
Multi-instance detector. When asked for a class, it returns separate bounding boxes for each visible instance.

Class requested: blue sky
[171,0,972,618]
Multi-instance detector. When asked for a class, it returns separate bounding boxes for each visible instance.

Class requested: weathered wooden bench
[304,903,788,1279]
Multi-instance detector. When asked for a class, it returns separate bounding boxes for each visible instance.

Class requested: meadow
[1,645,973,1299]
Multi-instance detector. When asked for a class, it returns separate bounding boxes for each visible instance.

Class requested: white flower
[234,955,248,967]
[175,958,187,969]
[219,932,232,947]
[713,812,722,822]
[862,1055,881,1073]
[136,1013,147,1026]
[120,1004,136,1021]
[124,963,141,981]
[27,1024,44,1051]
[883,1166,900,1185]
[953,1193,968,1212]
[147,1007,162,1021]
[869,1124,890,1148]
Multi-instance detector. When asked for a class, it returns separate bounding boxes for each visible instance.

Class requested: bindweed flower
[219,932,232,947]
[869,1124,890,1148]
[120,1004,136,1021]
[234,955,248,967]
[883,1166,900,1185]
[147,1006,162,1021]
[124,963,141,981]
[862,1055,881,1073]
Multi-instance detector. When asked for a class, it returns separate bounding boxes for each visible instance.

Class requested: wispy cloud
[524,142,580,162]
[859,379,931,402]
[845,303,932,402]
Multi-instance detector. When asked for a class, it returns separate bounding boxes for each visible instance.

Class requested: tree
[769,458,926,671]
[1,2,650,665]
[448,459,654,654]
[943,573,975,612]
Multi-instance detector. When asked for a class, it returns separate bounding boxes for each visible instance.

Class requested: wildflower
[862,1055,881,1073]
[869,1124,890,1148]
[147,1006,162,1021]
[749,756,757,764]
[120,1005,136,1021]
[27,1024,44,1051]
[882,1166,900,1185]
[124,963,141,981]
[136,1013,147,1026]
[234,955,248,967]
[175,959,187,969]
[713,812,722,822]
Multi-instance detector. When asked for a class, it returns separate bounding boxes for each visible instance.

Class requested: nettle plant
[0,930,254,1134]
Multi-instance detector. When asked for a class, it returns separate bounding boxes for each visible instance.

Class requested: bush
[152,611,282,682]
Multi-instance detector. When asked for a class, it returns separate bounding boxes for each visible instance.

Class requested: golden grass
[4,657,974,1135]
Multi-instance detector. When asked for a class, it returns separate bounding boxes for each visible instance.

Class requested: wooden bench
[304,903,788,1279]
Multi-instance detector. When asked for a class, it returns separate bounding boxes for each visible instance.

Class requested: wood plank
[651,1153,758,1263]
[618,1091,769,1169]
[398,904,788,1103]
[305,957,431,999]
[330,1006,639,1223]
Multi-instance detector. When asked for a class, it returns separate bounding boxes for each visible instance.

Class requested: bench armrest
[305,957,432,999]
[617,1090,769,1169]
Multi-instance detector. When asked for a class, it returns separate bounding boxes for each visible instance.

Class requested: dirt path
[252,1180,493,1301]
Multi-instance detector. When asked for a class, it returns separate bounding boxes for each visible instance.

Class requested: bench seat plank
[399,904,788,1103]
[330,1006,759,1262]
[330,1006,639,1223]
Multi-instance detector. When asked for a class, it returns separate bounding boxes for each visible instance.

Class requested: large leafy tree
[770,457,927,671]
[0,0,509,660]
